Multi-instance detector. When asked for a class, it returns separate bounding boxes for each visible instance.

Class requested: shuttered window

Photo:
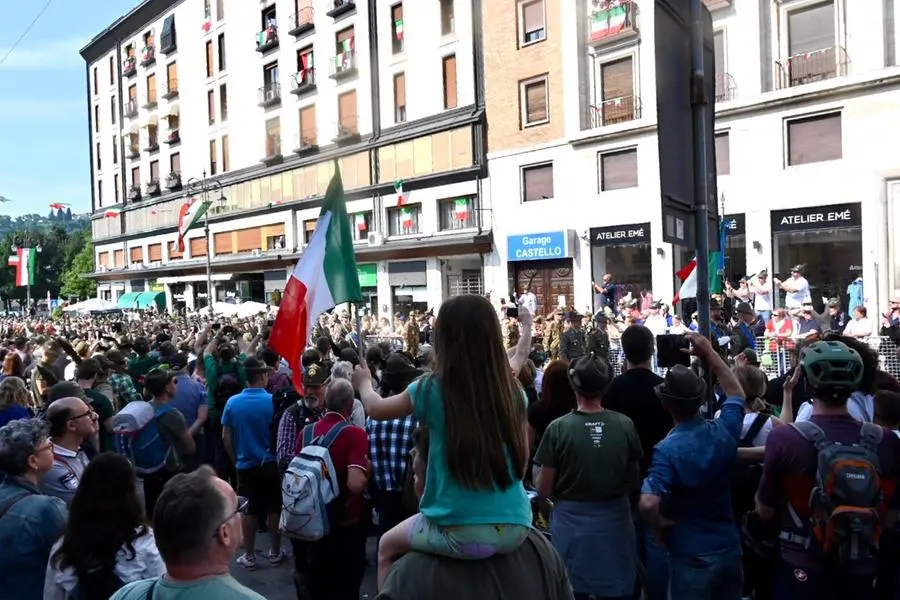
[113,250,124,267]
[714,31,725,79]
[167,62,177,89]
[391,4,404,54]
[600,149,639,191]
[521,0,546,44]
[206,41,214,77]
[442,55,457,109]
[128,84,137,101]
[167,241,183,259]
[788,2,835,55]
[394,73,406,110]
[208,90,215,125]
[715,132,730,175]
[236,228,261,253]
[265,117,280,156]
[214,232,233,254]
[303,220,317,244]
[521,163,554,202]
[148,244,162,262]
[147,74,157,104]
[300,105,317,144]
[222,135,230,172]
[209,139,217,174]
[787,112,841,165]
[99,252,109,267]
[170,152,181,174]
[338,91,357,132]
[190,237,208,257]
[601,57,633,100]
[130,247,143,263]
[521,76,548,126]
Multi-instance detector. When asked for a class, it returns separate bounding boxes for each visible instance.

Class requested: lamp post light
[10,239,42,311]
[185,171,226,315]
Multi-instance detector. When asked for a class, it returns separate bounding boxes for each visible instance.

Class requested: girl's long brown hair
[431,295,527,490]
[734,364,768,413]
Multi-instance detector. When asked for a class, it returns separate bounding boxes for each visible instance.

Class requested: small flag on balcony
[104,209,121,218]
[202,20,211,32]
[49,203,69,210]
[590,3,629,42]
[355,213,367,231]
[454,198,469,221]
[394,18,404,41]
[400,207,413,229]
[394,181,409,206]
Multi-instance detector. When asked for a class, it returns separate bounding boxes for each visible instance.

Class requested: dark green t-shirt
[128,354,159,378]
[150,400,189,472]
[534,410,642,502]
[85,388,115,453]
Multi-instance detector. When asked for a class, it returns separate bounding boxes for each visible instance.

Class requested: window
[599,56,635,124]
[786,112,842,165]
[338,90,357,134]
[110,97,116,124]
[161,15,176,52]
[303,220,317,244]
[93,67,98,95]
[262,6,277,29]
[600,149,638,191]
[520,75,548,126]
[131,166,140,187]
[297,47,315,85]
[209,139,217,174]
[521,163,553,202]
[299,105,317,145]
[715,132,730,175]
[109,56,114,85]
[387,204,422,235]
[442,54,457,109]
[440,0,455,35]
[112,135,118,164]
[218,33,226,71]
[788,2,835,56]
[713,30,731,100]
[267,234,286,251]
[220,83,228,121]
[207,90,215,125]
[166,62,178,94]
[143,30,154,48]
[222,135,230,172]
[150,160,160,182]
[146,73,157,105]
[351,212,372,241]
[96,142,101,171]
[391,4,404,54]
[206,41,214,77]
[336,27,355,59]
[170,152,180,173]
[439,196,476,230]
[128,84,137,102]
[114,174,120,204]
[394,72,407,123]
[93,105,99,132]
[97,182,102,207]
[265,117,281,157]
[264,61,280,86]
[519,0,546,45]
[216,0,225,21]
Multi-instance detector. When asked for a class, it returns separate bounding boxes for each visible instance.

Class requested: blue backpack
[112,401,174,475]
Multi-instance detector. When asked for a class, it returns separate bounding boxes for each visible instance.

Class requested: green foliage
[59,230,96,300]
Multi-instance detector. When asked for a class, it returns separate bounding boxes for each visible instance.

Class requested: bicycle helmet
[799,340,863,394]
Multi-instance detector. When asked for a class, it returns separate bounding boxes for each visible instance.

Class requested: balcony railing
[166,171,182,190]
[258,82,282,107]
[143,93,157,110]
[326,0,355,19]
[124,98,139,118]
[141,45,156,67]
[775,46,848,90]
[256,26,279,53]
[127,185,142,201]
[123,56,137,77]
[126,141,140,159]
[289,7,315,36]
[588,94,642,129]
[329,50,357,79]
[291,68,316,95]
[333,116,360,144]
[162,78,178,99]
[588,0,638,48]
[146,178,161,196]
[144,131,159,153]
[263,134,283,163]
[715,73,737,102]
[294,133,319,156]
[165,129,180,145]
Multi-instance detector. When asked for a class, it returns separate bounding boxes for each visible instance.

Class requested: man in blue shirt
[639,332,745,599]
[222,356,283,570]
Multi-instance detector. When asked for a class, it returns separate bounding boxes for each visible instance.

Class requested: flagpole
[186,171,226,315]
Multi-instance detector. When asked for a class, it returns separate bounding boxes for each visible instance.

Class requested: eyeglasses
[212,495,249,538]
[34,441,53,456]
[68,408,97,421]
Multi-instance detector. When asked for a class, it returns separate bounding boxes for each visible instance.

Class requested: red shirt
[295,411,369,523]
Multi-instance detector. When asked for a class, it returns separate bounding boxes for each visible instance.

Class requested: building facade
[484,0,900,318]
[82,0,489,316]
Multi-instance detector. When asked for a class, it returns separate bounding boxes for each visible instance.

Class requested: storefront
[723,213,746,285]
[357,263,378,316]
[389,261,428,317]
[264,269,287,305]
[589,222,651,304]
[770,202,862,311]
[506,230,576,316]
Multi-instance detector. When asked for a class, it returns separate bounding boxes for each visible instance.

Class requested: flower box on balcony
[293,137,319,157]
[127,185,142,201]
[333,123,360,145]
[146,179,161,196]
[127,145,140,160]
[123,57,137,77]
[165,130,180,145]
[144,139,160,154]
[141,46,156,67]
[166,172,182,190]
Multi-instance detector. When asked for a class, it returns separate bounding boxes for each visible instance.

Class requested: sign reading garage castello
[771,202,861,233]
[590,222,651,246]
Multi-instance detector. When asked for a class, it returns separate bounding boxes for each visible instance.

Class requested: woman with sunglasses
[0,418,68,600]
[45,452,165,600]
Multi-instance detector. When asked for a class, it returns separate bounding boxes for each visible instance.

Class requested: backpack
[279,421,349,541]
[214,365,242,412]
[786,421,885,566]
[731,413,769,516]
[113,401,174,475]
[271,386,301,452]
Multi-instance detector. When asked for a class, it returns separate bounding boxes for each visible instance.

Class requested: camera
[656,334,691,368]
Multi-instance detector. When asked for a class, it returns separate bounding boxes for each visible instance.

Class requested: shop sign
[506,231,572,262]
[723,214,745,236]
[589,222,651,246]
[771,202,861,233]
[357,263,377,288]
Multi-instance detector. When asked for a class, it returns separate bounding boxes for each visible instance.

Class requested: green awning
[116,292,142,309]
[135,291,165,310]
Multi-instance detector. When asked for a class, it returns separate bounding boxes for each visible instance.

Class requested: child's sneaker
[236,553,257,570]
[267,550,284,566]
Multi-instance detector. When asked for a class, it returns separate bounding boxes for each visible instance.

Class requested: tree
[65,207,73,221]
[60,230,96,300]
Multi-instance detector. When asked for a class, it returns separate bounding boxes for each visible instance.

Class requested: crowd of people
[0,286,899,600]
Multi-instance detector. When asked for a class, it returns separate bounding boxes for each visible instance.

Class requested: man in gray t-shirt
[40,396,97,505]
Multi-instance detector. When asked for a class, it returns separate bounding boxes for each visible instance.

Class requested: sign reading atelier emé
[770,202,861,233]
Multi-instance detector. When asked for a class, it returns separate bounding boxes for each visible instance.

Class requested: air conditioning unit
[266,89,277,101]
[367,232,383,246]
[252,249,262,256]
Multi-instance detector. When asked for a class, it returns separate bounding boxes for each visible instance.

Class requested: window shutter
[171,152,181,173]
[339,91,357,129]
[443,55,457,108]
[523,1,543,33]
[788,113,841,165]
[236,228,260,252]
[190,237,207,256]
[394,73,406,108]
[601,150,638,190]
[114,250,124,268]
[715,133,730,175]
[522,165,554,201]
[214,232,232,254]
[168,241,182,259]
[601,57,633,100]
[300,106,316,142]
[148,244,162,262]
[524,79,547,123]
[787,3,835,55]
[206,41,214,76]
[130,247,143,263]
[99,252,109,267]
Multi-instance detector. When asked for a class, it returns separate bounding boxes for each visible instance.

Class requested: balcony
[702,0,732,9]
[127,184,142,201]
[333,117,360,145]
[293,133,319,157]
[166,171,182,191]
[587,0,638,48]
[256,26,279,53]
[140,45,156,67]
[715,73,737,102]
[326,0,355,19]
[775,46,849,90]
[124,98,139,118]
[123,56,137,77]
[162,78,178,100]
[143,94,158,110]
[258,82,282,108]
[144,128,159,153]
[146,178,161,196]
[587,94,642,129]
[261,134,283,165]
[165,129,180,145]
[291,69,316,96]
[329,51,357,80]
[289,7,315,37]
[126,140,140,159]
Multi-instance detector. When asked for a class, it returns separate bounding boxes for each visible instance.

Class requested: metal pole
[204,183,214,316]
[690,0,714,415]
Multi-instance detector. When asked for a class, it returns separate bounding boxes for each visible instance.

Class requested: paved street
[231,534,379,600]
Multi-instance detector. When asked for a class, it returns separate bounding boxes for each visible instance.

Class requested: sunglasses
[212,495,249,537]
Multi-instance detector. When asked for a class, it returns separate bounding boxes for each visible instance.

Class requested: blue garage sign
[507,231,571,262]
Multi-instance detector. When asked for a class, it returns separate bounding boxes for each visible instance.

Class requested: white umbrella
[196,302,240,317]
[62,298,118,314]
[236,301,269,319]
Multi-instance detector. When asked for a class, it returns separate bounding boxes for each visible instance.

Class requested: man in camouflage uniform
[543,310,563,360]
[507,316,521,349]
[404,311,420,358]
[559,311,587,362]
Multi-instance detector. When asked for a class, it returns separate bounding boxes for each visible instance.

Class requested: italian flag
[177,198,210,252]
[395,18,404,40]
[673,253,724,304]
[355,213,367,231]
[104,208,121,218]
[7,248,37,287]
[269,163,362,391]
[400,207,413,229]
[394,180,409,206]
[454,198,468,221]
[590,3,629,41]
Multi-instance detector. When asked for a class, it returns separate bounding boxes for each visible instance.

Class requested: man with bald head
[40,394,98,504]
[111,465,266,599]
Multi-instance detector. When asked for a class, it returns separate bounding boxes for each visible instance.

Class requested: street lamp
[10,239,42,310]
[185,171,226,315]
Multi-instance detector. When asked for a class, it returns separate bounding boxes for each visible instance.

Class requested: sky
[0,0,139,217]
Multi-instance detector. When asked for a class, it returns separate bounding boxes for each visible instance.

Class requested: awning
[164,104,180,118]
[116,291,141,308]
[123,122,139,134]
[135,291,165,310]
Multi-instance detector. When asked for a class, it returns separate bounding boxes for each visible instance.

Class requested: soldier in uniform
[586,313,611,362]
[507,316,521,349]
[404,312,421,358]
[709,297,733,360]
[544,310,564,360]
[558,311,587,362]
